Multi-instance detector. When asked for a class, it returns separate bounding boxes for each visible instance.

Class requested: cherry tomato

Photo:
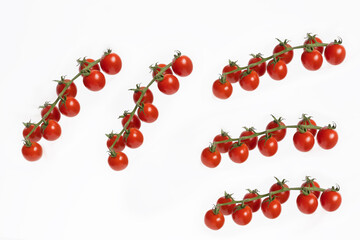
[232,205,252,226]
[240,129,258,150]
[261,198,281,219]
[212,79,232,99]
[56,79,77,97]
[137,103,159,123]
[41,120,61,141]
[301,50,323,71]
[304,35,324,54]
[228,143,249,164]
[324,42,346,65]
[269,180,290,204]
[22,142,42,161]
[217,194,236,215]
[316,127,338,149]
[248,55,266,77]
[152,63,173,77]
[41,105,61,122]
[204,209,224,230]
[293,131,315,152]
[266,119,286,142]
[125,128,143,149]
[267,59,287,80]
[297,193,318,214]
[157,74,179,95]
[301,179,321,198]
[320,189,342,212]
[222,63,241,83]
[100,52,122,75]
[133,87,154,104]
[243,192,261,212]
[298,117,317,137]
[107,135,125,152]
[172,55,193,77]
[258,136,278,157]
[201,147,221,168]
[121,114,141,130]
[79,58,100,75]
[239,70,259,91]
[23,123,42,142]
[108,152,128,171]
[273,42,293,64]
[213,133,232,153]
[83,70,106,91]
[58,97,80,117]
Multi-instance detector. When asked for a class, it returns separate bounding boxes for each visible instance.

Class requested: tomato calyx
[243,126,256,133]
[228,60,239,67]
[303,176,318,188]
[304,45,315,53]
[276,38,291,48]
[173,50,182,60]
[129,83,143,93]
[230,141,245,151]
[330,184,341,192]
[333,37,343,45]
[220,129,230,138]
[23,121,35,128]
[106,131,117,139]
[219,75,227,84]
[270,114,284,126]
[77,57,95,76]
[240,68,253,78]
[326,123,337,130]
[39,101,51,109]
[103,48,112,56]
[209,142,218,153]
[23,138,33,147]
[108,148,117,158]
[233,202,247,212]
[305,33,319,42]
[224,191,234,200]
[212,205,221,215]
[53,75,68,85]
[137,103,145,113]
[250,53,263,59]
[274,176,288,188]
[118,110,130,119]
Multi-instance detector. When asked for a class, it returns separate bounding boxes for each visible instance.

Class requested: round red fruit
[125,128,143,149]
[137,103,159,123]
[107,135,125,152]
[293,131,315,152]
[266,119,286,142]
[297,193,318,214]
[121,114,141,130]
[232,205,252,226]
[58,97,80,117]
[248,55,266,77]
[41,120,61,141]
[228,143,249,164]
[217,194,236,215]
[56,79,77,97]
[261,198,281,219]
[324,42,346,65]
[320,189,342,212]
[212,79,232,99]
[258,135,278,157]
[23,123,42,142]
[100,52,122,75]
[108,152,128,171]
[41,105,61,122]
[301,179,321,198]
[301,50,323,71]
[204,209,224,230]
[133,87,154,104]
[172,55,193,77]
[269,180,290,204]
[273,42,293,64]
[22,142,43,161]
[240,130,258,150]
[222,63,241,83]
[152,63,173,77]
[316,127,338,149]
[267,59,287,80]
[243,192,261,212]
[157,74,179,95]
[83,70,106,91]
[298,117,317,136]
[239,70,259,91]
[201,147,221,168]
[79,58,100,75]
[213,133,232,153]
[304,35,324,54]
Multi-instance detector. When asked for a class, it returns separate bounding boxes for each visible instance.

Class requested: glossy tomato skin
[79,58,100,75]
[212,79,232,99]
[23,124,42,142]
[324,43,346,65]
[58,97,80,117]
[298,118,317,136]
[267,59,287,80]
[217,196,236,215]
[41,105,61,122]
[125,128,144,149]
[240,130,258,150]
[213,134,232,153]
[273,44,293,64]
[320,189,342,212]
[243,192,261,212]
[201,147,221,168]
[239,70,259,91]
[316,127,338,149]
[107,135,125,152]
[248,57,266,76]
[266,121,286,142]
[258,136,278,157]
[152,63,173,77]
[172,55,193,77]
[301,50,323,71]
[83,70,106,91]
[108,152,128,171]
[270,182,290,204]
[261,198,281,219]
[122,114,141,130]
[137,103,159,123]
[232,205,252,226]
[301,180,321,198]
[22,142,42,161]
[228,143,249,164]
[297,193,318,214]
[293,131,315,152]
[56,80,77,97]
[157,74,180,95]
[100,53,122,75]
[304,37,324,54]
[204,210,224,230]
[133,87,154,104]
[222,65,241,83]
[42,120,61,141]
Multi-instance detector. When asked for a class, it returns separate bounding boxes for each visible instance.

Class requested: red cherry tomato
[125,128,144,149]
[83,70,106,91]
[269,181,290,204]
[248,55,266,77]
[212,79,232,99]
[316,127,338,149]
[133,87,154,104]
[137,103,159,123]
[273,42,293,64]
[107,135,125,152]
[261,198,281,219]
[304,35,324,54]
[301,179,321,198]
[58,97,80,117]
[157,74,180,95]
[23,123,42,142]
[228,143,249,164]
[56,79,77,97]
[301,50,323,71]
[22,142,43,161]
[217,194,236,215]
[320,189,342,212]
[232,205,252,226]
[222,63,241,83]
[324,42,346,65]
[258,136,278,157]
[204,209,224,230]
[41,105,61,122]
[213,133,232,153]
[266,119,286,142]
[240,130,258,150]
[172,55,193,77]
[239,70,259,91]
[41,120,61,141]
[243,192,261,212]
[201,147,221,168]
[298,117,317,136]
[100,52,122,75]
[79,58,100,75]
[108,152,128,171]
[297,193,318,214]
[152,63,173,77]
[293,131,315,152]
[267,59,287,80]
[121,114,141,130]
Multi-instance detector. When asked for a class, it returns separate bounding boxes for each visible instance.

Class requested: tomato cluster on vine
[212,33,346,99]
[201,114,338,168]
[107,52,193,171]
[22,50,122,162]
[204,177,342,230]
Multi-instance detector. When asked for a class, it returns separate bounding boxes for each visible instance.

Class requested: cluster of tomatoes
[205,177,342,230]
[22,50,122,161]
[212,34,346,99]
[201,114,338,168]
[107,53,193,171]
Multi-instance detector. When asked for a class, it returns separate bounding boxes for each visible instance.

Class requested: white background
[0,0,359,239]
